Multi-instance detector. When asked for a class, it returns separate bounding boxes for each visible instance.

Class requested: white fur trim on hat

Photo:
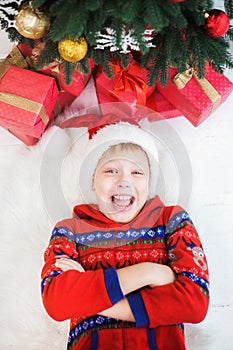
[78,122,159,204]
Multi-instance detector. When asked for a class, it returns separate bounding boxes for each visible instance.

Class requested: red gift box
[7,92,75,146]
[95,60,156,106]
[146,89,182,120]
[40,60,95,97]
[6,45,31,69]
[157,65,233,126]
[57,91,76,111]
[17,43,94,97]
[0,65,59,141]
[8,129,39,146]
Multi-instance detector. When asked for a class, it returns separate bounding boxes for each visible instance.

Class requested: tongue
[113,196,131,207]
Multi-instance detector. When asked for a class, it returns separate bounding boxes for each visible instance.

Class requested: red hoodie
[41,196,209,350]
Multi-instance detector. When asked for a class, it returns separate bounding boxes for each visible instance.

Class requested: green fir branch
[33,0,49,7]
[225,0,233,19]
[60,60,75,85]
[226,25,233,41]
[4,0,232,86]
[34,39,58,69]
[143,0,170,32]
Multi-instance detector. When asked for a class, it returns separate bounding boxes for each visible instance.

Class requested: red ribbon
[110,61,148,106]
[59,113,139,139]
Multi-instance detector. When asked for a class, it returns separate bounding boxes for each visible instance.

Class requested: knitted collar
[73,195,164,228]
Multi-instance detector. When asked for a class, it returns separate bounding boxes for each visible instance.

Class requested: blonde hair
[95,142,151,175]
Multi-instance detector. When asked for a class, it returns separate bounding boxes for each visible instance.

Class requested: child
[41,121,209,350]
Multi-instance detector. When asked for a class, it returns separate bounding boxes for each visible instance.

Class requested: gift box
[95,60,156,106]
[40,59,95,97]
[0,65,59,141]
[8,129,39,146]
[7,92,75,146]
[17,43,95,97]
[6,45,31,69]
[157,65,233,126]
[146,89,182,120]
[57,91,76,111]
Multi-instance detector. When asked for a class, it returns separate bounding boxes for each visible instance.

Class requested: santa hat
[76,117,159,204]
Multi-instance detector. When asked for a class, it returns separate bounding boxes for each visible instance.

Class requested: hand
[55,256,85,273]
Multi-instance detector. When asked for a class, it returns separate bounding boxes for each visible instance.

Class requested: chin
[108,210,139,224]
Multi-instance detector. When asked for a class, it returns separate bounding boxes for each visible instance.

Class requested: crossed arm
[55,257,176,322]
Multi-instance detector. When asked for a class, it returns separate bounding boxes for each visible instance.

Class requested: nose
[117,180,130,189]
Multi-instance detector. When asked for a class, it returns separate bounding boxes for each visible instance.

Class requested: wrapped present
[57,91,76,111]
[0,65,59,142]
[95,60,156,106]
[5,45,31,69]
[157,64,233,126]
[17,42,94,97]
[146,89,182,120]
[40,59,95,96]
[6,45,76,119]
[8,129,39,146]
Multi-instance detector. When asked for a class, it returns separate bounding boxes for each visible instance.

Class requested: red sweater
[41,196,209,350]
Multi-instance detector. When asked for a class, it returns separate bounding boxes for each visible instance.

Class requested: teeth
[113,195,132,201]
[112,195,134,208]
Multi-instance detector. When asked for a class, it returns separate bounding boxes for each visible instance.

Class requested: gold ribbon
[0,61,12,80]
[173,67,221,112]
[0,92,49,125]
[0,46,31,80]
[9,46,29,69]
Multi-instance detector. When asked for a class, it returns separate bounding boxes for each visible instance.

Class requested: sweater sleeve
[127,208,210,328]
[41,220,124,321]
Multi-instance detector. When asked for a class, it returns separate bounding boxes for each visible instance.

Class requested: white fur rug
[1,77,233,350]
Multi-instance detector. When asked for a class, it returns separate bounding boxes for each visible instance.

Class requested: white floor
[1,24,233,350]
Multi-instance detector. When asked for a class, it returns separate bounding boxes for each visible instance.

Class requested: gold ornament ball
[58,37,88,62]
[15,1,51,39]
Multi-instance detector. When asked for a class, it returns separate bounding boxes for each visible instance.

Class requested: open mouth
[111,195,135,209]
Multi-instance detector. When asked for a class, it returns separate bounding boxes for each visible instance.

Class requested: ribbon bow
[111,61,148,105]
[173,66,221,111]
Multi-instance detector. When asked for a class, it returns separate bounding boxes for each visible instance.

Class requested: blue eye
[104,169,117,174]
[132,170,144,175]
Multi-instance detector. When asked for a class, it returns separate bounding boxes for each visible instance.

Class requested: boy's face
[92,147,150,223]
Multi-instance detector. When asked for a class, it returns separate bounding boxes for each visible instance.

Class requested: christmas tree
[1,0,233,86]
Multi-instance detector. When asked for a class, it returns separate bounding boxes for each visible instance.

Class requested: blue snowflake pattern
[180,271,209,291]
[41,270,62,294]
[68,315,117,345]
[51,226,165,246]
[165,211,192,236]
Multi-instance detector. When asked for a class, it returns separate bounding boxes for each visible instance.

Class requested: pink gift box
[0,66,59,139]
[157,65,233,126]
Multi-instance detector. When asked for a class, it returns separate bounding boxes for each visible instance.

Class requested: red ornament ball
[204,9,230,38]
[169,0,185,2]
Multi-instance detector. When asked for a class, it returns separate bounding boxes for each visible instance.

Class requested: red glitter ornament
[169,0,185,2]
[204,9,230,38]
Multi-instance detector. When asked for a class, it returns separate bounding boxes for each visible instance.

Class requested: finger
[55,259,85,272]
[59,258,85,272]
[55,260,77,271]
